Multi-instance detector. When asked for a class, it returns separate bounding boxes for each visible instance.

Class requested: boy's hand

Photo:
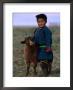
[45,47,52,52]
[29,40,34,46]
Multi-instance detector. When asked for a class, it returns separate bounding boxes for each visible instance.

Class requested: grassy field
[13,26,60,77]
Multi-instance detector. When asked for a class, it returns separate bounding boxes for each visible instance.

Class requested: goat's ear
[21,40,25,44]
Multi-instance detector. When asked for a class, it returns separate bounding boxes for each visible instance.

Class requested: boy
[33,14,53,76]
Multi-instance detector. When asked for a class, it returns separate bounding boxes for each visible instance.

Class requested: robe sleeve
[32,29,38,44]
[44,28,52,48]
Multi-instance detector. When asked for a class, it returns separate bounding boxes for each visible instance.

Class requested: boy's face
[37,18,46,28]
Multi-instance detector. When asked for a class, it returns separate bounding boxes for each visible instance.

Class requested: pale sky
[13,13,60,26]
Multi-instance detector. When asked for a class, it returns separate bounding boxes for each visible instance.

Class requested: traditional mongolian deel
[33,26,53,61]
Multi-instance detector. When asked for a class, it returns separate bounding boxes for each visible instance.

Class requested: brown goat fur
[21,37,37,76]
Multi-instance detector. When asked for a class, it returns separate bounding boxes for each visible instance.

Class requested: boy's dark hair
[36,14,47,22]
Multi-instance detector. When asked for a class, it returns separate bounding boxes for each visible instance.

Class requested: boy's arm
[31,29,37,44]
[45,29,52,52]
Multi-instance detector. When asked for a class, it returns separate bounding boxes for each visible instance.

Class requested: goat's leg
[26,63,30,76]
[33,63,37,75]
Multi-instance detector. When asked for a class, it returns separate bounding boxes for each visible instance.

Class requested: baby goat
[21,37,37,76]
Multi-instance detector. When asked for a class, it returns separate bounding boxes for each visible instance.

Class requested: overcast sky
[13,13,60,26]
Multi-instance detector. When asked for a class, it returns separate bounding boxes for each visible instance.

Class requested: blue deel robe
[33,26,53,61]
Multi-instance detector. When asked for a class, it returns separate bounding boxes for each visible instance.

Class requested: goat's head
[21,36,33,46]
